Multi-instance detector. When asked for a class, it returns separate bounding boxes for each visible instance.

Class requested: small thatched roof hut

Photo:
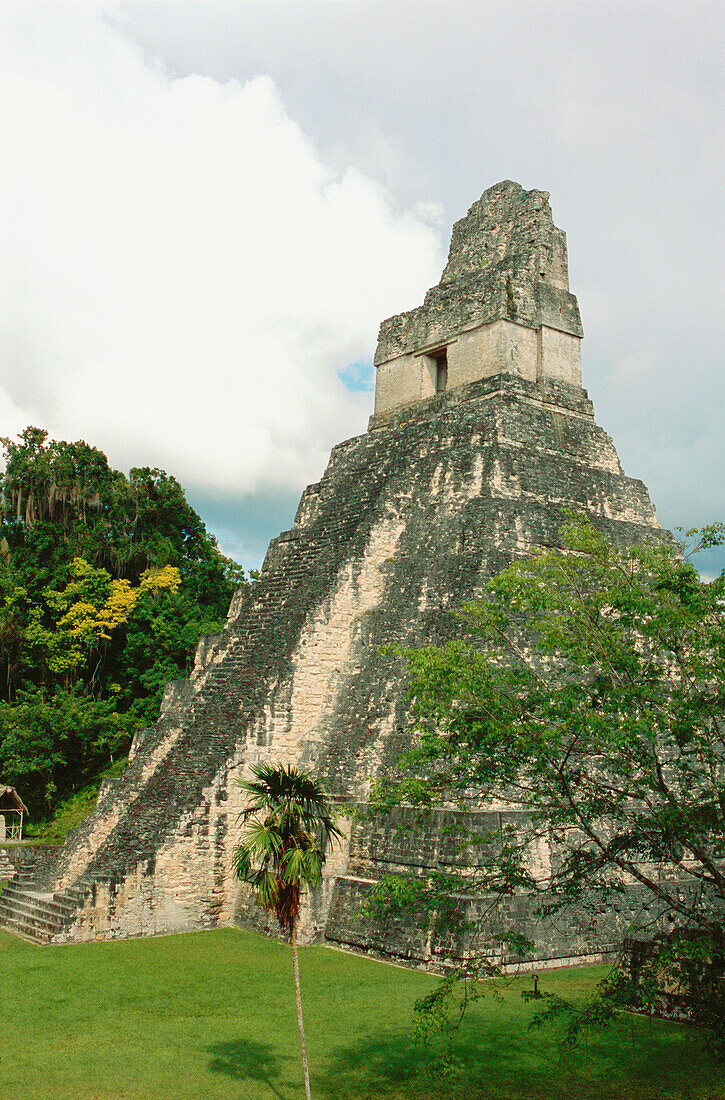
[0,786,28,841]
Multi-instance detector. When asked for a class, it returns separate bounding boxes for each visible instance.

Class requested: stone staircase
[0,848,16,880]
[0,871,93,943]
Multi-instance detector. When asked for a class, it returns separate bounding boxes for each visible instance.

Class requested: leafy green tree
[233,763,342,1100]
[0,427,249,818]
[0,688,137,815]
[373,517,725,1049]
[115,578,226,723]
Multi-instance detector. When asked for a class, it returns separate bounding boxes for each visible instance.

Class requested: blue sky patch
[339,359,374,393]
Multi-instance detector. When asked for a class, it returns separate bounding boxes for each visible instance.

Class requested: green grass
[2,839,58,847]
[0,927,721,1100]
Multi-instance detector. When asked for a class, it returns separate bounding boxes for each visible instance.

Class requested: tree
[0,427,250,818]
[232,763,342,1100]
[0,688,137,815]
[372,516,725,1047]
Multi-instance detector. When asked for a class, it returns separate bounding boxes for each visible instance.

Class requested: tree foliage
[372,516,725,1049]
[233,763,341,931]
[0,427,249,816]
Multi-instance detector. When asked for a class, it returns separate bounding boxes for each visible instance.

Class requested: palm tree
[232,762,342,1100]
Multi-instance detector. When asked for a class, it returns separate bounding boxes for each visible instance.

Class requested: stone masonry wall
[324,809,694,972]
[0,844,60,887]
[374,181,582,372]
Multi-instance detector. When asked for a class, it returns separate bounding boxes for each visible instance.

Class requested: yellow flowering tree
[26,559,142,683]
[0,426,247,817]
[139,565,182,598]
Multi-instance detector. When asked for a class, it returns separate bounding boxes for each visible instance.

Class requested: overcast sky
[1,2,723,575]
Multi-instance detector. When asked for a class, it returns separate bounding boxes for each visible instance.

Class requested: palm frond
[302,848,324,889]
[256,870,280,913]
[231,844,253,881]
[281,846,307,881]
[234,763,342,931]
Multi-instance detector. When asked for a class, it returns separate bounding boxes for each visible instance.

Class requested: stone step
[61,882,94,903]
[0,902,65,938]
[0,912,58,943]
[0,890,75,921]
[0,878,91,943]
[0,892,67,923]
[0,882,37,901]
[2,866,42,890]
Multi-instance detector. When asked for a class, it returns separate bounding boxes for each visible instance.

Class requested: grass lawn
[0,927,721,1100]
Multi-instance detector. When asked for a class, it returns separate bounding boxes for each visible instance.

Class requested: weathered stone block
[374,181,583,415]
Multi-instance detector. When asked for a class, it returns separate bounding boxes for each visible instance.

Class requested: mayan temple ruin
[0,181,665,966]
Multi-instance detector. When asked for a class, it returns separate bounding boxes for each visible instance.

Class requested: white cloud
[412,201,446,226]
[0,5,445,494]
[612,352,655,386]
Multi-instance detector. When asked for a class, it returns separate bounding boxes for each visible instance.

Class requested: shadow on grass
[319,1015,721,1100]
[321,1032,432,1098]
[206,1038,287,1099]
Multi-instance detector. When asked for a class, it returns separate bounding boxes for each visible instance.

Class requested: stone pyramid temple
[0,182,663,965]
